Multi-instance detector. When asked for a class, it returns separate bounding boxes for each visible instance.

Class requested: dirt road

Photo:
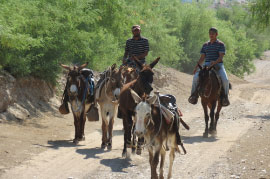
[1,52,270,179]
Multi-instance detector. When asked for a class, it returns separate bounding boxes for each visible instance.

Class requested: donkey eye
[111,78,116,82]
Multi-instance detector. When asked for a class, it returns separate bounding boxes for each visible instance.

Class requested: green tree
[250,0,270,28]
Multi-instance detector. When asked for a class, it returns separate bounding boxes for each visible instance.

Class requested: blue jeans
[191,62,229,96]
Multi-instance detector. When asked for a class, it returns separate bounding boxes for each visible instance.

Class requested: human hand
[192,66,198,75]
[210,61,217,66]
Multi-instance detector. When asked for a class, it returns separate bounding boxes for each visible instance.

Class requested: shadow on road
[245,115,270,121]
[76,147,109,159]
[33,140,85,150]
[100,157,135,173]
[95,129,123,136]
[182,135,218,144]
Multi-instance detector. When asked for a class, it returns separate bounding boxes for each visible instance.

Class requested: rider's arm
[212,43,225,65]
[136,51,148,60]
[193,54,205,74]
[213,53,224,64]
[123,40,129,63]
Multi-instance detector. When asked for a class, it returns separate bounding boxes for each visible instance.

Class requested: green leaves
[0,0,268,83]
[250,0,270,28]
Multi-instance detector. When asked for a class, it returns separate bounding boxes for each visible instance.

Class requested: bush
[0,0,269,83]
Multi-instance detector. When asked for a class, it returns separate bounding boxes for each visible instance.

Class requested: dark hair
[209,27,218,34]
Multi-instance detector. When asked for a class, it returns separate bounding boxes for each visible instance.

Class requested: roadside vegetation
[0,0,269,83]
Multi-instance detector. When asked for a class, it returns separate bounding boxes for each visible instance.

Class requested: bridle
[67,71,89,113]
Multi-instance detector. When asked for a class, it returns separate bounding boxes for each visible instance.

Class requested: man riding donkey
[188,27,230,107]
[119,25,187,151]
[122,25,149,70]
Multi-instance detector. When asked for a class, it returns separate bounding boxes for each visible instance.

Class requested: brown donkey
[61,63,92,144]
[95,64,124,149]
[197,64,230,137]
[118,57,160,157]
[131,90,181,179]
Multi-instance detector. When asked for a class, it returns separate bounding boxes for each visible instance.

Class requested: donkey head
[130,89,157,137]
[134,57,160,94]
[61,63,88,99]
[107,64,124,101]
[198,64,214,97]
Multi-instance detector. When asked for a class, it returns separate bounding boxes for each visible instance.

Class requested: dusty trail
[1,52,270,179]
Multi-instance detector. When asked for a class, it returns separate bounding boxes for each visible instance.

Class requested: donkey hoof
[203,132,208,138]
[101,142,106,149]
[136,148,142,155]
[210,130,217,136]
[73,139,79,144]
[122,151,127,158]
[132,147,136,154]
[107,143,112,150]
[78,137,85,141]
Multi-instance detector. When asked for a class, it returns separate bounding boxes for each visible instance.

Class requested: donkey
[95,64,124,149]
[131,90,180,179]
[118,57,160,157]
[197,64,230,137]
[60,63,92,144]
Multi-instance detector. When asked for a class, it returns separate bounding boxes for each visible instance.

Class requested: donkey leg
[159,147,166,179]
[78,113,86,141]
[73,118,79,144]
[214,100,222,132]
[101,112,108,149]
[209,101,217,135]
[151,146,160,179]
[202,102,209,138]
[167,147,175,179]
[126,112,133,148]
[132,124,137,154]
[122,115,128,157]
[107,115,114,150]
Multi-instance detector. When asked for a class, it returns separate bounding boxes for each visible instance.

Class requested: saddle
[155,94,180,125]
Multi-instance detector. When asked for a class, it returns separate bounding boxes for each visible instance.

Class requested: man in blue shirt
[188,27,230,106]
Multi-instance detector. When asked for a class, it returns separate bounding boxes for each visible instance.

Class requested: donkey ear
[147,95,157,105]
[130,89,142,104]
[60,64,71,71]
[111,63,117,71]
[149,57,160,69]
[78,62,89,71]
[133,57,143,69]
